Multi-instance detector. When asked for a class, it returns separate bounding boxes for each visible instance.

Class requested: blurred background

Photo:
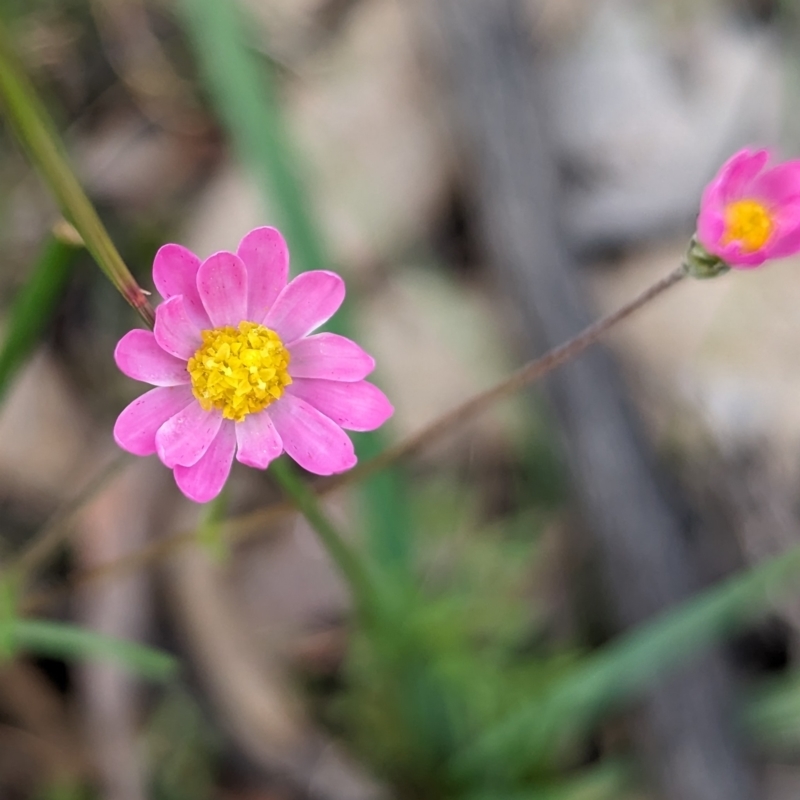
[3,0,800,798]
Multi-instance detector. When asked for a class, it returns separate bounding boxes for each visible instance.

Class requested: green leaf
[0,17,153,326]
[6,619,178,681]
[0,231,81,405]
[460,545,800,777]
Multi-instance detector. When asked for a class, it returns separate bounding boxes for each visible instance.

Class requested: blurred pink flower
[697,148,800,268]
[113,227,392,503]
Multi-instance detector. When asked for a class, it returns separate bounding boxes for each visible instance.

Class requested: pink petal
[237,227,290,320]
[113,385,195,456]
[114,330,189,386]
[751,161,800,205]
[197,251,248,328]
[715,240,769,268]
[288,333,375,382]
[152,243,210,330]
[717,148,769,202]
[696,208,725,256]
[154,296,202,360]
[765,220,800,259]
[155,401,223,468]
[287,379,393,432]
[269,394,356,475]
[235,410,283,469]
[174,421,237,503]
[263,271,345,344]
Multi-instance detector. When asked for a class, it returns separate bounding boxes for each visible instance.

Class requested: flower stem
[0,17,154,327]
[269,458,377,621]
[334,264,688,490]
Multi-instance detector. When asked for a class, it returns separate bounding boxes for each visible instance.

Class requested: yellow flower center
[187,321,291,422]
[723,199,774,252]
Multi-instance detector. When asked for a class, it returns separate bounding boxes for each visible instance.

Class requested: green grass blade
[743,669,800,752]
[270,458,378,620]
[0,17,154,326]
[176,0,323,275]
[460,545,800,776]
[468,759,633,800]
[177,0,412,575]
[0,231,81,404]
[8,619,178,681]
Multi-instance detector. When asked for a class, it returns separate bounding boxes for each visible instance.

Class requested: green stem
[197,489,230,563]
[270,458,377,620]
[0,17,154,326]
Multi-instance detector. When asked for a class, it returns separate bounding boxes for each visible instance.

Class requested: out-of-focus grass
[468,759,633,800]
[460,541,800,783]
[0,231,81,403]
[196,490,230,564]
[176,0,413,579]
[271,457,380,620]
[145,686,218,800]
[744,668,800,753]
[6,619,178,681]
[331,437,800,794]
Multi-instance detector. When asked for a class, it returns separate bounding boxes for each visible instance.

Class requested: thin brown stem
[9,453,132,582]
[336,265,687,489]
[21,265,688,610]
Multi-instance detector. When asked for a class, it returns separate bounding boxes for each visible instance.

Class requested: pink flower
[113,227,393,503]
[697,148,800,268]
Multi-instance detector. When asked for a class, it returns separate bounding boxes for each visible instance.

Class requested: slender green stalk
[270,458,377,620]
[197,489,230,563]
[0,17,154,326]
[0,229,81,404]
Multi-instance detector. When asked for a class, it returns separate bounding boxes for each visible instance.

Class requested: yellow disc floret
[723,199,774,252]
[187,321,291,422]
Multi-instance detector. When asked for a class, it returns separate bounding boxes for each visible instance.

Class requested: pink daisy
[113,227,393,503]
[697,147,800,268]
